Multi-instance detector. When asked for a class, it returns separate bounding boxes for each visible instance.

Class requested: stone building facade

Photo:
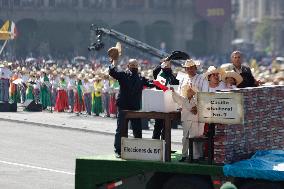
[0,0,232,57]
[235,0,284,54]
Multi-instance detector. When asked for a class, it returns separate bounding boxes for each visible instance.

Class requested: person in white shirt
[83,77,93,115]
[102,74,111,117]
[0,63,12,102]
[203,66,226,92]
[33,72,41,103]
[202,66,227,158]
[67,73,76,112]
[171,85,204,162]
[49,71,59,106]
[178,59,208,121]
[222,70,243,90]
[178,59,208,95]
[20,67,29,103]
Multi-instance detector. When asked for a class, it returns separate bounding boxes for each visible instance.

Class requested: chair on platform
[188,123,215,164]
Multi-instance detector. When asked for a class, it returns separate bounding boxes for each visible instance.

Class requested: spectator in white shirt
[20,67,29,103]
[83,77,93,115]
[0,63,12,102]
[102,74,111,117]
[67,73,76,112]
[49,71,59,106]
[33,72,41,103]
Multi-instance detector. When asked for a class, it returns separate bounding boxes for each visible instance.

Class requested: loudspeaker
[9,102,17,112]
[24,100,42,112]
[0,102,17,112]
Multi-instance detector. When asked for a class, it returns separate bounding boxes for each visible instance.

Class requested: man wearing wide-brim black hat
[152,58,180,140]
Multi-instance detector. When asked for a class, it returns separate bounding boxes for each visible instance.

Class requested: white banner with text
[121,137,165,161]
[197,92,244,124]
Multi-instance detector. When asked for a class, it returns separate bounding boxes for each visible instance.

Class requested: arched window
[49,0,55,7]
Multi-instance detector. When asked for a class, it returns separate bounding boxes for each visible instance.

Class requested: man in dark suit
[231,51,262,88]
[109,57,153,157]
[152,59,179,140]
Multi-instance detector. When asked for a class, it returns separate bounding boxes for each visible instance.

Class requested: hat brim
[182,63,198,68]
[204,68,225,79]
[182,59,200,68]
[222,72,243,85]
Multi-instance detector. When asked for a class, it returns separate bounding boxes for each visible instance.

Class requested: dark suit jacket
[109,65,153,110]
[153,65,179,89]
[234,65,257,88]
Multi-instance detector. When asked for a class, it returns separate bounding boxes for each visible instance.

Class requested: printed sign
[121,137,165,161]
[195,0,231,27]
[197,92,244,124]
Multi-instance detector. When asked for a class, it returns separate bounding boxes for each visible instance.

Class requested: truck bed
[75,153,224,189]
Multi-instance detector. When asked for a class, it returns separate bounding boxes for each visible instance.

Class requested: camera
[88,42,104,51]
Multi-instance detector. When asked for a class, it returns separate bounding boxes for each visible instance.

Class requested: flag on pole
[0,20,9,32]
[10,21,18,39]
[0,20,18,40]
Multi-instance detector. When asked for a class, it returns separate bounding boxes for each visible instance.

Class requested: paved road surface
[0,110,183,144]
[0,120,114,189]
[0,120,182,189]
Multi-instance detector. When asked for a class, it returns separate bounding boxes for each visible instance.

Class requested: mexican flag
[153,72,169,91]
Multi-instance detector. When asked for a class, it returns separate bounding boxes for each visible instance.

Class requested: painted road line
[0,160,75,175]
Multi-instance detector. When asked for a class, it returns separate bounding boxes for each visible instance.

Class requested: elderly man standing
[178,59,208,94]
[230,51,261,88]
[108,47,153,157]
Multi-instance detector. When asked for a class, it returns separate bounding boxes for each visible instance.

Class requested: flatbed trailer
[75,154,223,189]
[75,154,284,189]
[76,86,284,189]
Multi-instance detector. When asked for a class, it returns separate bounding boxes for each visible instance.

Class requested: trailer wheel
[239,181,283,189]
[162,175,211,189]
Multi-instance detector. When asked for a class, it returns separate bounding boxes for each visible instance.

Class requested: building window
[37,0,44,7]
[83,0,89,7]
[14,0,20,7]
[117,0,145,9]
[253,0,258,18]
[105,0,112,8]
[243,1,247,18]
[72,0,78,7]
[49,0,55,7]
[90,0,103,8]
[265,0,271,16]
[149,0,170,9]
[2,0,9,7]
[21,0,34,7]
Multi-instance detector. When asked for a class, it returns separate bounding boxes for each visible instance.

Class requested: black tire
[163,175,211,189]
[239,181,283,189]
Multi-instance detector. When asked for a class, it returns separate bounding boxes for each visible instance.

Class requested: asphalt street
[0,120,114,189]
[0,119,182,189]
